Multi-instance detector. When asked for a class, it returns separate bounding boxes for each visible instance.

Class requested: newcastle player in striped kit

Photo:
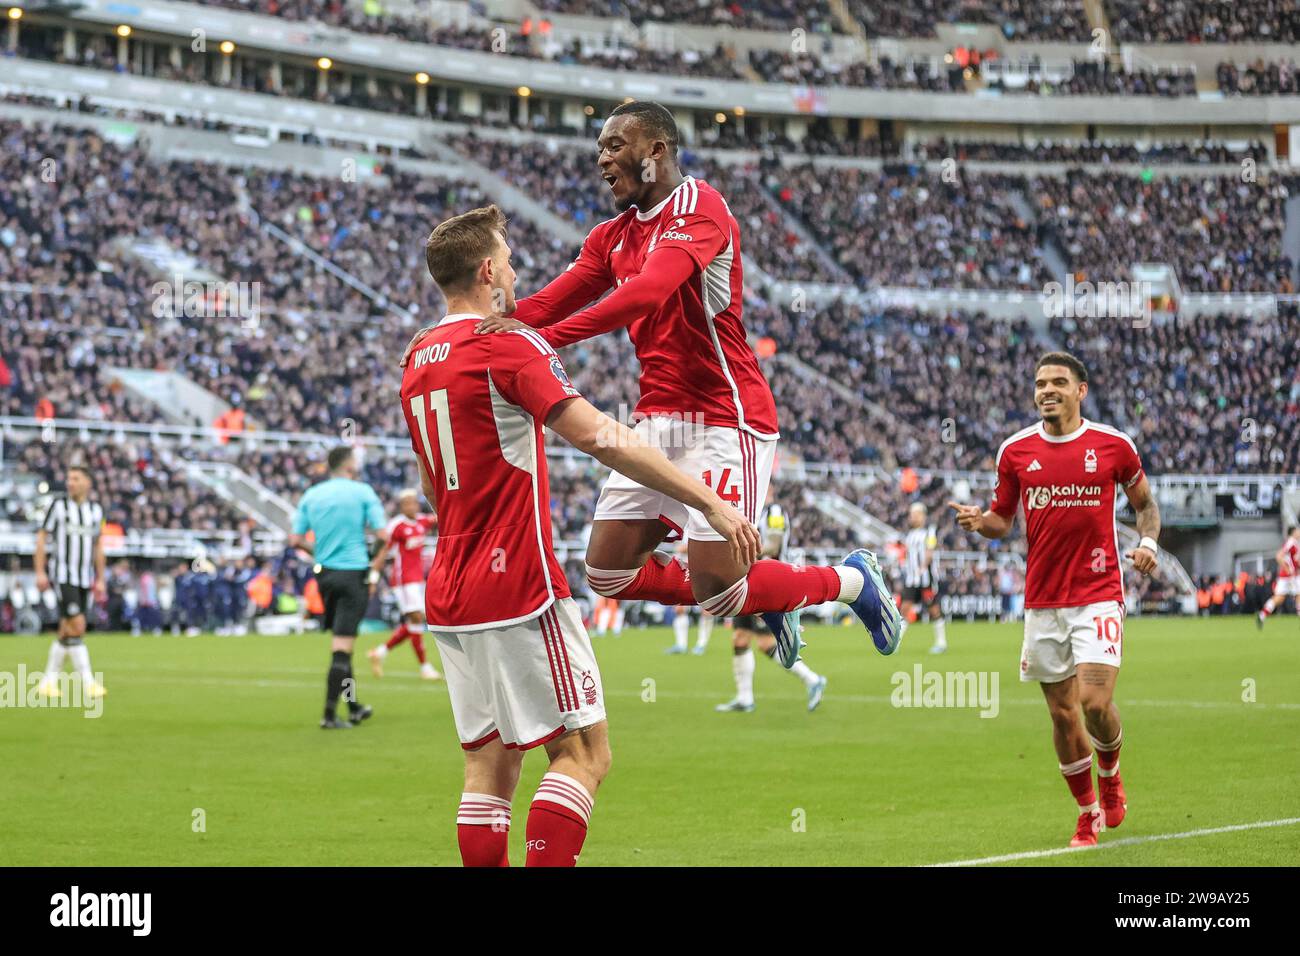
[716,489,828,713]
[34,464,108,698]
[901,503,948,655]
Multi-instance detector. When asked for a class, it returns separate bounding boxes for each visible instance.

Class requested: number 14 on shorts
[702,469,741,507]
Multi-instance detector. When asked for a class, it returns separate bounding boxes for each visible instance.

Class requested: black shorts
[316,568,368,637]
[731,614,769,634]
[55,584,91,620]
[901,584,940,607]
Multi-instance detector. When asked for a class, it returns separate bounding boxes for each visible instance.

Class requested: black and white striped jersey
[902,525,938,589]
[40,497,104,588]
[760,502,789,561]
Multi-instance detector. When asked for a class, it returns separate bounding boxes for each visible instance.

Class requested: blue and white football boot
[763,610,805,669]
[840,549,905,655]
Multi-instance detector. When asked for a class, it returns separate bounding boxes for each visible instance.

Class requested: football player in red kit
[1257,526,1300,627]
[404,101,901,666]
[952,351,1162,848]
[406,205,759,867]
[369,489,440,681]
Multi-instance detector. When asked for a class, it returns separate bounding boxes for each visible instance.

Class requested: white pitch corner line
[926,817,1300,867]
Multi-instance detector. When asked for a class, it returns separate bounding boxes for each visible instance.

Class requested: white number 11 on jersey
[409,389,460,491]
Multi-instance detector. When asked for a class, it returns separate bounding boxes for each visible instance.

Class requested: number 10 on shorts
[1093,615,1122,656]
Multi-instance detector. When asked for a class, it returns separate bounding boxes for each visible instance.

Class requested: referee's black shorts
[731,614,769,634]
[315,568,368,637]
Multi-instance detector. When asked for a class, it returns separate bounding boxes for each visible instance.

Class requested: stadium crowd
[1105,0,1300,43]
[1217,59,1300,96]
[913,138,1269,166]
[773,166,1048,289]
[1032,170,1295,293]
[1051,305,1300,474]
[3,113,1298,619]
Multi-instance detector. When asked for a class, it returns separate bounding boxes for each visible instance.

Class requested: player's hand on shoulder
[948,500,983,533]
[1125,546,1158,576]
[399,325,438,367]
[35,571,50,591]
[474,315,528,335]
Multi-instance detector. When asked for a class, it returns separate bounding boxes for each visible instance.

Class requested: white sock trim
[457,792,511,827]
[1089,729,1122,753]
[585,564,639,597]
[533,771,594,825]
[1059,754,1093,776]
[834,565,864,603]
[701,576,748,618]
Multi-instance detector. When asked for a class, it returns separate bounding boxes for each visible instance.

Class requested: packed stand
[10,438,246,531]
[1217,59,1300,96]
[1105,0,1300,43]
[1033,170,1295,293]
[988,60,1199,97]
[1051,305,1300,474]
[913,137,1270,165]
[849,0,1089,40]
[774,165,1049,289]
[532,0,840,33]
[748,50,966,92]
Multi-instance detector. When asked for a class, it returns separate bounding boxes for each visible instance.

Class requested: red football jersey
[400,315,580,631]
[385,514,436,586]
[1278,538,1300,579]
[990,420,1144,609]
[519,176,778,439]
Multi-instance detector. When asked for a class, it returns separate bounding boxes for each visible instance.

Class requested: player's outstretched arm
[1121,474,1161,575]
[949,501,1014,540]
[547,397,761,567]
[530,246,697,349]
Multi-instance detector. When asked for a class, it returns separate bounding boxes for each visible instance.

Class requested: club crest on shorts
[580,670,599,706]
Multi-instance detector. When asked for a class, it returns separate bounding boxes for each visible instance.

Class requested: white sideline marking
[95,665,1300,710]
[927,817,1300,867]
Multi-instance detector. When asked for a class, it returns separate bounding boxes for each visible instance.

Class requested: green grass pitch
[1,615,1296,866]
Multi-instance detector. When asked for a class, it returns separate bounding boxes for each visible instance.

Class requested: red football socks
[525,772,594,867]
[385,623,411,650]
[1060,754,1097,807]
[456,793,511,867]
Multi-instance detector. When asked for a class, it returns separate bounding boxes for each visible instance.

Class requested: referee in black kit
[34,463,108,699]
[288,447,389,729]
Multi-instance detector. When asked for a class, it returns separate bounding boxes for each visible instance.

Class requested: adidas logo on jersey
[1027,459,1043,472]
